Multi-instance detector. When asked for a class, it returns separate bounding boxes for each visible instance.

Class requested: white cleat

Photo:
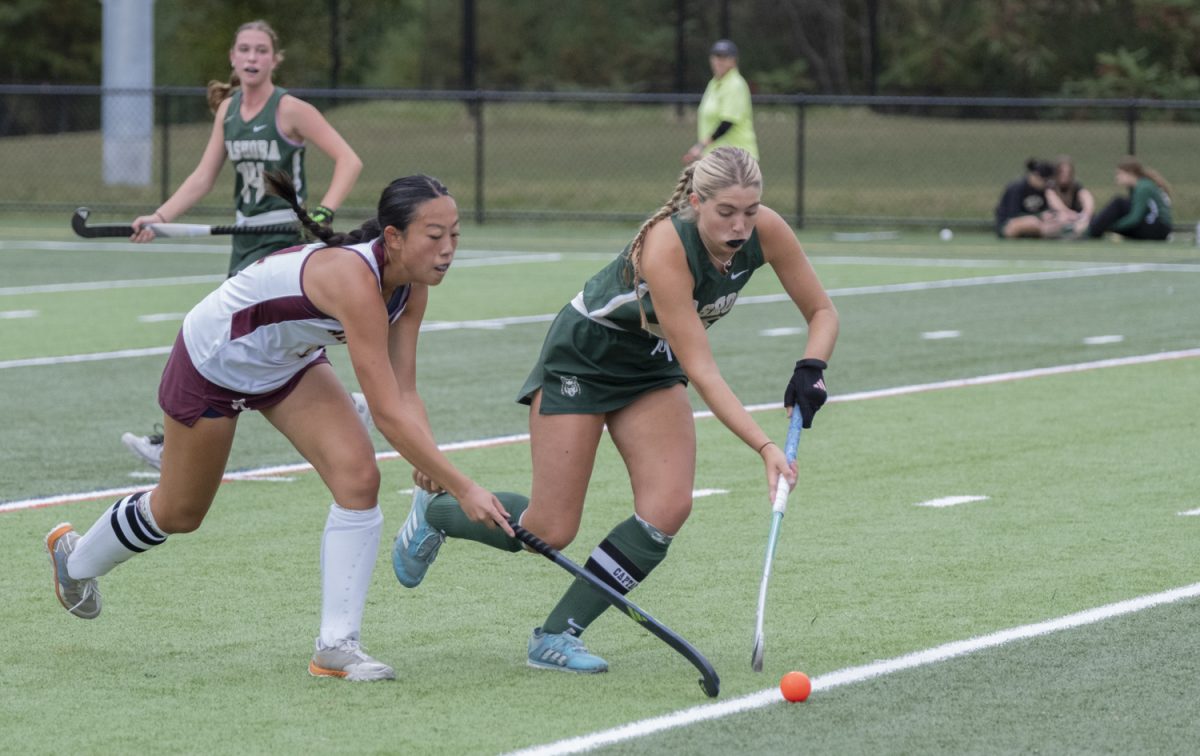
[309,639,395,682]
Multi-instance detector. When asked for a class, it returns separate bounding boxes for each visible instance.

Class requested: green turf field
[2,215,1199,754]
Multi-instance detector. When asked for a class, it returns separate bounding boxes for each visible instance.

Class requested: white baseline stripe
[0,275,224,297]
[0,346,172,370]
[0,433,532,513]
[0,252,559,297]
[508,581,1200,756]
[4,350,1196,512]
[3,265,1177,370]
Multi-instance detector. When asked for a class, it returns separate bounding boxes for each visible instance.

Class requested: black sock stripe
[584,556,633,594]
[110,502,147,553]
[597,539,647,583]
[125,502,166,545]
[128,492,167,541]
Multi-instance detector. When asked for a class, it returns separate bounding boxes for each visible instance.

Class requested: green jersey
[519,215,766,414]
[1114,177,1172,232]
[223,87,306,275]
[577,214,766,338]
[697,68,759,159]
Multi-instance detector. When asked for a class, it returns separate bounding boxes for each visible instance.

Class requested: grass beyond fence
[2,96,1198,226]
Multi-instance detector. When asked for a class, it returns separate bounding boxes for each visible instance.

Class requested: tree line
[4,0,1199,98]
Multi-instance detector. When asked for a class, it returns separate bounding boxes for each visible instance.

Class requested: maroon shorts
[158,332,331,426]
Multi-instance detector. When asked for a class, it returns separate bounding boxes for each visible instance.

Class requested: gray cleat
[46,523,101,619]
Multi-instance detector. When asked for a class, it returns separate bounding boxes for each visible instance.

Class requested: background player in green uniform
[393,146,839,674]
[122,20,363,468]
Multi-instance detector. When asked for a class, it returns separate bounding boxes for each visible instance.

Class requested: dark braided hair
[264,170,451,248]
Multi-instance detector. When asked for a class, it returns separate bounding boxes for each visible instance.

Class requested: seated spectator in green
[1085,156,1173,241]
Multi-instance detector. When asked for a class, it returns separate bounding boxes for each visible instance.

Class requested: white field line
[507,581,1200,756]
[915,495,990,508]
[0,274,224,296]
[0,251,561,297]
[1,263,1181,370]
[4,350,1197,514]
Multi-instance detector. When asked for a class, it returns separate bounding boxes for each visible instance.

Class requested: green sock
[541,515,671,635]
[425,490,528,552]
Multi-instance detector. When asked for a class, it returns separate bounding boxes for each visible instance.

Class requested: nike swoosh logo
[731,269,749,279]
[252,124,267,132]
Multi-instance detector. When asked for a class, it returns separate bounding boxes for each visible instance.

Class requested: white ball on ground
[939,228,953,241]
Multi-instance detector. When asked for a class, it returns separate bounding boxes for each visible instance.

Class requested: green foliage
[1060,47,1200,99]
[0,0,101,84]
[5,1,1200,97]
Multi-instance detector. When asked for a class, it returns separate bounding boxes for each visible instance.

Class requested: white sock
[318,503,383,648]
[69,492,167,579]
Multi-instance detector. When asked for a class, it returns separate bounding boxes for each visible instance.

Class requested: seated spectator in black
[1085,156,1173,241]
[995,159,1072,238]
[1051,155,1095,237]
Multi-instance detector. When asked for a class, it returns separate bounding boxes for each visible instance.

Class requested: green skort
[518,304,688,414]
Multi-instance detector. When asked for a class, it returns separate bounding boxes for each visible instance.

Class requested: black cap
[710,39,738,57]
[1025,158,1054,179]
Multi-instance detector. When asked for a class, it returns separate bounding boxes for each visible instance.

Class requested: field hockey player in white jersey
[121,19,363,470]
[45,170,513,682]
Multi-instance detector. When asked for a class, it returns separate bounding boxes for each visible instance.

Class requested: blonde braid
[626,166,695,283]
[623,166,695,331]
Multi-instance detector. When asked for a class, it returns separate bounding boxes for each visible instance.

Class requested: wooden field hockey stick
[751,408,803,672]
[512,523,721,698]
[71,207,299,239]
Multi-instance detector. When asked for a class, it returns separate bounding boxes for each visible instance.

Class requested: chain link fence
[2,84,1197,229]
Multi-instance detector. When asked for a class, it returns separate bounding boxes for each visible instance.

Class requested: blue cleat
[527,628,608,674]
[392,488,445,588]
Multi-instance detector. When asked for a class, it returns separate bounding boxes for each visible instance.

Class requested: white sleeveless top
[182,237,410,394]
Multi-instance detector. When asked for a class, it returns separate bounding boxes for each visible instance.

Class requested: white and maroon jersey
[182,237,411,394]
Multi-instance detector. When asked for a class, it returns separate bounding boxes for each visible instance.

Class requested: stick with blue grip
[751,409,803,672]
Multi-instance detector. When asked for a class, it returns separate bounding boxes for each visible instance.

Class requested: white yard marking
[0,309,38,319]
[692,489,729,498]
[760,326,805,337]
[1083,334,1124,345]
[1177,507,1200,517]
[136,313,186,323]
[921,330,961,340]
[506,581,1200,756]
[915,495,990,508]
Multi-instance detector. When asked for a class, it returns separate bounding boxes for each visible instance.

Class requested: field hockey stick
[751,408,803,672]
[512,523,721,698]
[71,207,299,239]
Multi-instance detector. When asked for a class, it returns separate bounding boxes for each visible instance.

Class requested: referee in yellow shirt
[683,39,759,164]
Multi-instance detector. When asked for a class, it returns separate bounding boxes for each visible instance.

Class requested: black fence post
[1126,103,1137,155]
[795,100,806,229]
[159,91,170,202]
[473,94,485,225]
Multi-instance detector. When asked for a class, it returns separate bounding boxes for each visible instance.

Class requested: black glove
[784,358,827,429]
